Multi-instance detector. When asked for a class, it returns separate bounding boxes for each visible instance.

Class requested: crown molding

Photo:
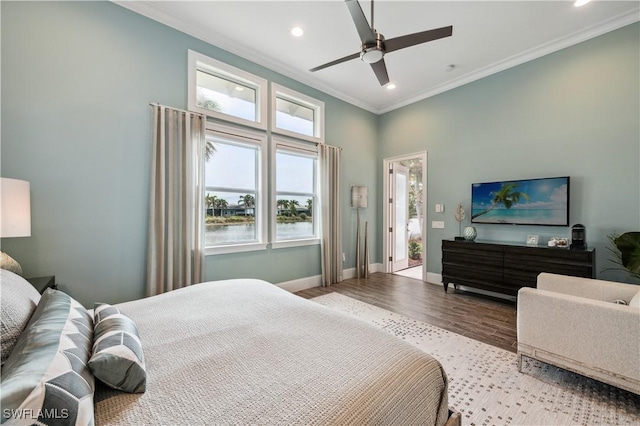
[378,6,640,114]
[113,1,639,116]
[112,0,380,114]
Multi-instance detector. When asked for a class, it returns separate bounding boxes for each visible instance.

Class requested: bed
[1,269,459,426]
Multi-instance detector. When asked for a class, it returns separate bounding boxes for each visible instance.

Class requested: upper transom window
[189,50,267,129]
[271,83,324,143]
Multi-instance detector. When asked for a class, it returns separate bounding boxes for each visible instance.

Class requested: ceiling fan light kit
[360,33,385,64]
[310,0,453,86]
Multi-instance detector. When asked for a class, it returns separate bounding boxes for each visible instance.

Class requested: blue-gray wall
[1,1,378,306]
[377,23,640,282]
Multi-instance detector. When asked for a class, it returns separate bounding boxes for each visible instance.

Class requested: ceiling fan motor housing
[361,32,385,64]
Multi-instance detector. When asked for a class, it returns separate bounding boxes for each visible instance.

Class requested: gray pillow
[1,288,94,425]
[88,303,146,393]
[0,269,41,365]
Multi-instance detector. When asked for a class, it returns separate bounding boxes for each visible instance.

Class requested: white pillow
[629,291,640,308]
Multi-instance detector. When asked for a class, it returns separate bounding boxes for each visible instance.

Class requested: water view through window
[205,138,316,246]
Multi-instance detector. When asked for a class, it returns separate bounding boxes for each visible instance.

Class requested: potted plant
[606,232,640,281]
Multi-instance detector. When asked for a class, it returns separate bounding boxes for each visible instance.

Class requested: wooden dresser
[441,239,595,296]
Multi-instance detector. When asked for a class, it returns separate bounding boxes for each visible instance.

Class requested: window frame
[271,136,320,249]
[271,83,325,144]
[189,50,268,130]
[204,123,268,255]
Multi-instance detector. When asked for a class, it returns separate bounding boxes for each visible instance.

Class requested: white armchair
[517,273,640,395]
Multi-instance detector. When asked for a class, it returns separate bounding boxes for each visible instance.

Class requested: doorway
[383,152,427,281]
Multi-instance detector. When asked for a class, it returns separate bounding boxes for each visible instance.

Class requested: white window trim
[189,50,268,130]
[271,136,320,249]
[271,238,320,250]
[271,83,324,144]
[204,123,268,256]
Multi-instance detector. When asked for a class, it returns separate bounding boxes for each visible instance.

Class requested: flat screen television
[471,176,570,226]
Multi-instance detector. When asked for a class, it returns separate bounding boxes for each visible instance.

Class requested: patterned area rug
[311,293,640,426]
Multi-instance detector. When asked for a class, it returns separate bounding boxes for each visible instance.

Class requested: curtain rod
[150,102,341,151]
[149,102,204,118]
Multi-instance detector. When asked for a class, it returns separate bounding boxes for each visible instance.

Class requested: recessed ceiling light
[386,83,396,90]
[291,26,304,37]
[574,0,591,6]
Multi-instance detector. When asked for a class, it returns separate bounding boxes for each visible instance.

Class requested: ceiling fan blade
[370,59,389,86]
[310,52,361,72]
[345,0,376,44]
[385,26,453,53]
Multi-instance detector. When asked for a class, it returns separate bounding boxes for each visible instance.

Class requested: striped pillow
[1,289,94,425]
[88,304,146,393]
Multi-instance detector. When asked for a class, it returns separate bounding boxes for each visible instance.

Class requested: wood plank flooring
[296,272,518,353]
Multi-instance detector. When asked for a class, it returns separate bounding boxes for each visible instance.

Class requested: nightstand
[26,276,57,294]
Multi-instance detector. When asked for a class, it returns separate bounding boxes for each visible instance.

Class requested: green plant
[408,240,422,260]
[606,232,640,280]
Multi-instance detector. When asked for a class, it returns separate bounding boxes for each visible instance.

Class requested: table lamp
[0,178,31,276]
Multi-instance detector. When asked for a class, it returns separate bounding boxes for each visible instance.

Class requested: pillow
[88,303,146,393]
[629,291,640,308]
[1,251,23,276]
[0,269,41,365]
[1,289,94,426]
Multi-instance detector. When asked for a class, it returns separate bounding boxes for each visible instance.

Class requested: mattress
[94,279,449,425]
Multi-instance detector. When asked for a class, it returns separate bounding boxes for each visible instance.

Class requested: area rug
[311,293,640,426]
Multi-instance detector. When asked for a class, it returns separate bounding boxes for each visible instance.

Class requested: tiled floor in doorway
[394,265,422,280]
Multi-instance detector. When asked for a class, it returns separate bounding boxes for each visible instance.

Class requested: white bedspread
[94,279,449,425]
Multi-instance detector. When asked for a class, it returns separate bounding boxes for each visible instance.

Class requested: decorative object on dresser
[0,178,31,276]
[454,203,465,241]
[462,226,477,241]
[441,239,595,295]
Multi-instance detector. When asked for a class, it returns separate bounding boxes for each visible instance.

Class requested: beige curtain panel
[319,144,342,287]
[147,105,205,296]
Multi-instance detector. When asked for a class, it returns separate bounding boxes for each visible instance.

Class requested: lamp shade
[0,178,31,238]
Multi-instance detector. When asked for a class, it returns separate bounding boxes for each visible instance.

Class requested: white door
[391,164,409,272]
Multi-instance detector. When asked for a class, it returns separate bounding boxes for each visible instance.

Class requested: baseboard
[343,263,384,279]
[276,275,322,293]
[426,272,443,286]
[277,263,384,292]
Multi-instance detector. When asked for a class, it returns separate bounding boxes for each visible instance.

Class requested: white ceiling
[116,1,639,114]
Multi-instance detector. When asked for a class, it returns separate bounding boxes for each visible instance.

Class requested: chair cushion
[88,303,146,393]
[0,269,41,365]
[1,288,94,425]
[629,291,640,308]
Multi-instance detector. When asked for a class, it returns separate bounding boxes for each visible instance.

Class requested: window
[272,138,319,248]
[271,83,324,143]
[204,124,267,254]
[189,50,267,129]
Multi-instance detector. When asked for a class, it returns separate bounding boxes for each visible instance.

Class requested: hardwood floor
[296,272,518,353]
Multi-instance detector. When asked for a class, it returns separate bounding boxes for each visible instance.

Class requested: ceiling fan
[310,0,453,86]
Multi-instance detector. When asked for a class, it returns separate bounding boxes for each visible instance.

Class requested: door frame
[382,151,428,280]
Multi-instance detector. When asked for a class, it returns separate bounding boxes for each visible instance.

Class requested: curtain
[146,105,205,296]
[319,144,342,287]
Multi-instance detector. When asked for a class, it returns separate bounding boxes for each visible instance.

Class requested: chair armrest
[517,287,640,381]
[537,273,639,303]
